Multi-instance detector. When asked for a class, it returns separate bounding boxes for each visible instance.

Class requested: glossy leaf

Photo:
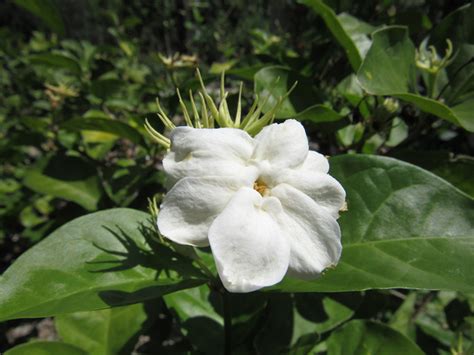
[326,320,424,355]
[23,154,103,211]
[357,26,474,131]
[61,117,144,145]
[254,66,341,122]
[55,302,158,355]
[5,341,86,355]
[0,208,206,322]
[271,155,474,293]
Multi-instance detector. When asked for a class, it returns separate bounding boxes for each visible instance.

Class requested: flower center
[253,178,269,197]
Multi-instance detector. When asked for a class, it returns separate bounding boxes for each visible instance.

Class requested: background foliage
[0,0,473,354]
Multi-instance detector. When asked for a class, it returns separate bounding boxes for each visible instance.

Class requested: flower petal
[163,127,255,184]
[298,150,329,174]
[271,183,342,279]
[208,188,290,292]
[158,176,252,247]
[252,119,308,169]
[277,169,346,219]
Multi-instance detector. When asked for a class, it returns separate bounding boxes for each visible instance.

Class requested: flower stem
[223,290,232,355]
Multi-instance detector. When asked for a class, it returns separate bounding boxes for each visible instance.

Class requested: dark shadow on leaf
[183,316,224,355]
[83,217,207,307]
[99,281,205,308]
[294,292,363,324]
[118,299,164,355]
[294,293,329,323]
[87,220,205,279]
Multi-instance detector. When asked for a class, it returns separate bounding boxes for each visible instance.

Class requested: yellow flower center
[253,179,269,196]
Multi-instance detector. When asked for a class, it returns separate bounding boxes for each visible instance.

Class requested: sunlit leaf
[272,155,474,293]
[0,208,207,322]
[5,341,86,355]
[55,302,159,355]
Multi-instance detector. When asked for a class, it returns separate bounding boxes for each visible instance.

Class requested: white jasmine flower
[157,119,346,293]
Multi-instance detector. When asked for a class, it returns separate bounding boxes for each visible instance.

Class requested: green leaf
[0,208,206,322]
[13,0,65,35]
[29,53,82,76]
[254,66,342,123]
[357,26,417,95]
[326,320,424,355]
[357,26,474,131]
[294,293,362,335]
[55,302,159,355]
[389,292,417,339]
[61,117,144,145]
[5,341,87,355]
[300,0,374,70]
[228,64,267,81]
[271,155,474,293]
[23,154,103,211]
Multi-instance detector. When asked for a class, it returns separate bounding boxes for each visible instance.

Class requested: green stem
[223,290,232,355]
[427,72,438,99]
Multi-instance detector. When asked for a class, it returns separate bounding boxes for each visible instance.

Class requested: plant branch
[223,290,232,355]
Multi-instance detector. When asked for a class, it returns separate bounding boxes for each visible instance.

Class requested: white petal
[271,183,342,279]
[298,151,329,174]
[252,119,308,169]
[277,169,346,219]
[158,176,252,247]
[208,188,290,292]
[163,127,255,184]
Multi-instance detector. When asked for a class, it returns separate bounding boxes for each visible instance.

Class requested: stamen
[253,179,269,196]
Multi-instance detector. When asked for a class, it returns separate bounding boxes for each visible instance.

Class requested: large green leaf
[61,117,145,145]
[14,0,65,35]
[5,341,86,355]
[254,66,342,123]
[23,154,103,211]
[55,302,158,355]
[326,320,423,355]
[357,26,474,131]
[0,208,206,322]
[300,0,375,70]
[271,155,474,293]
